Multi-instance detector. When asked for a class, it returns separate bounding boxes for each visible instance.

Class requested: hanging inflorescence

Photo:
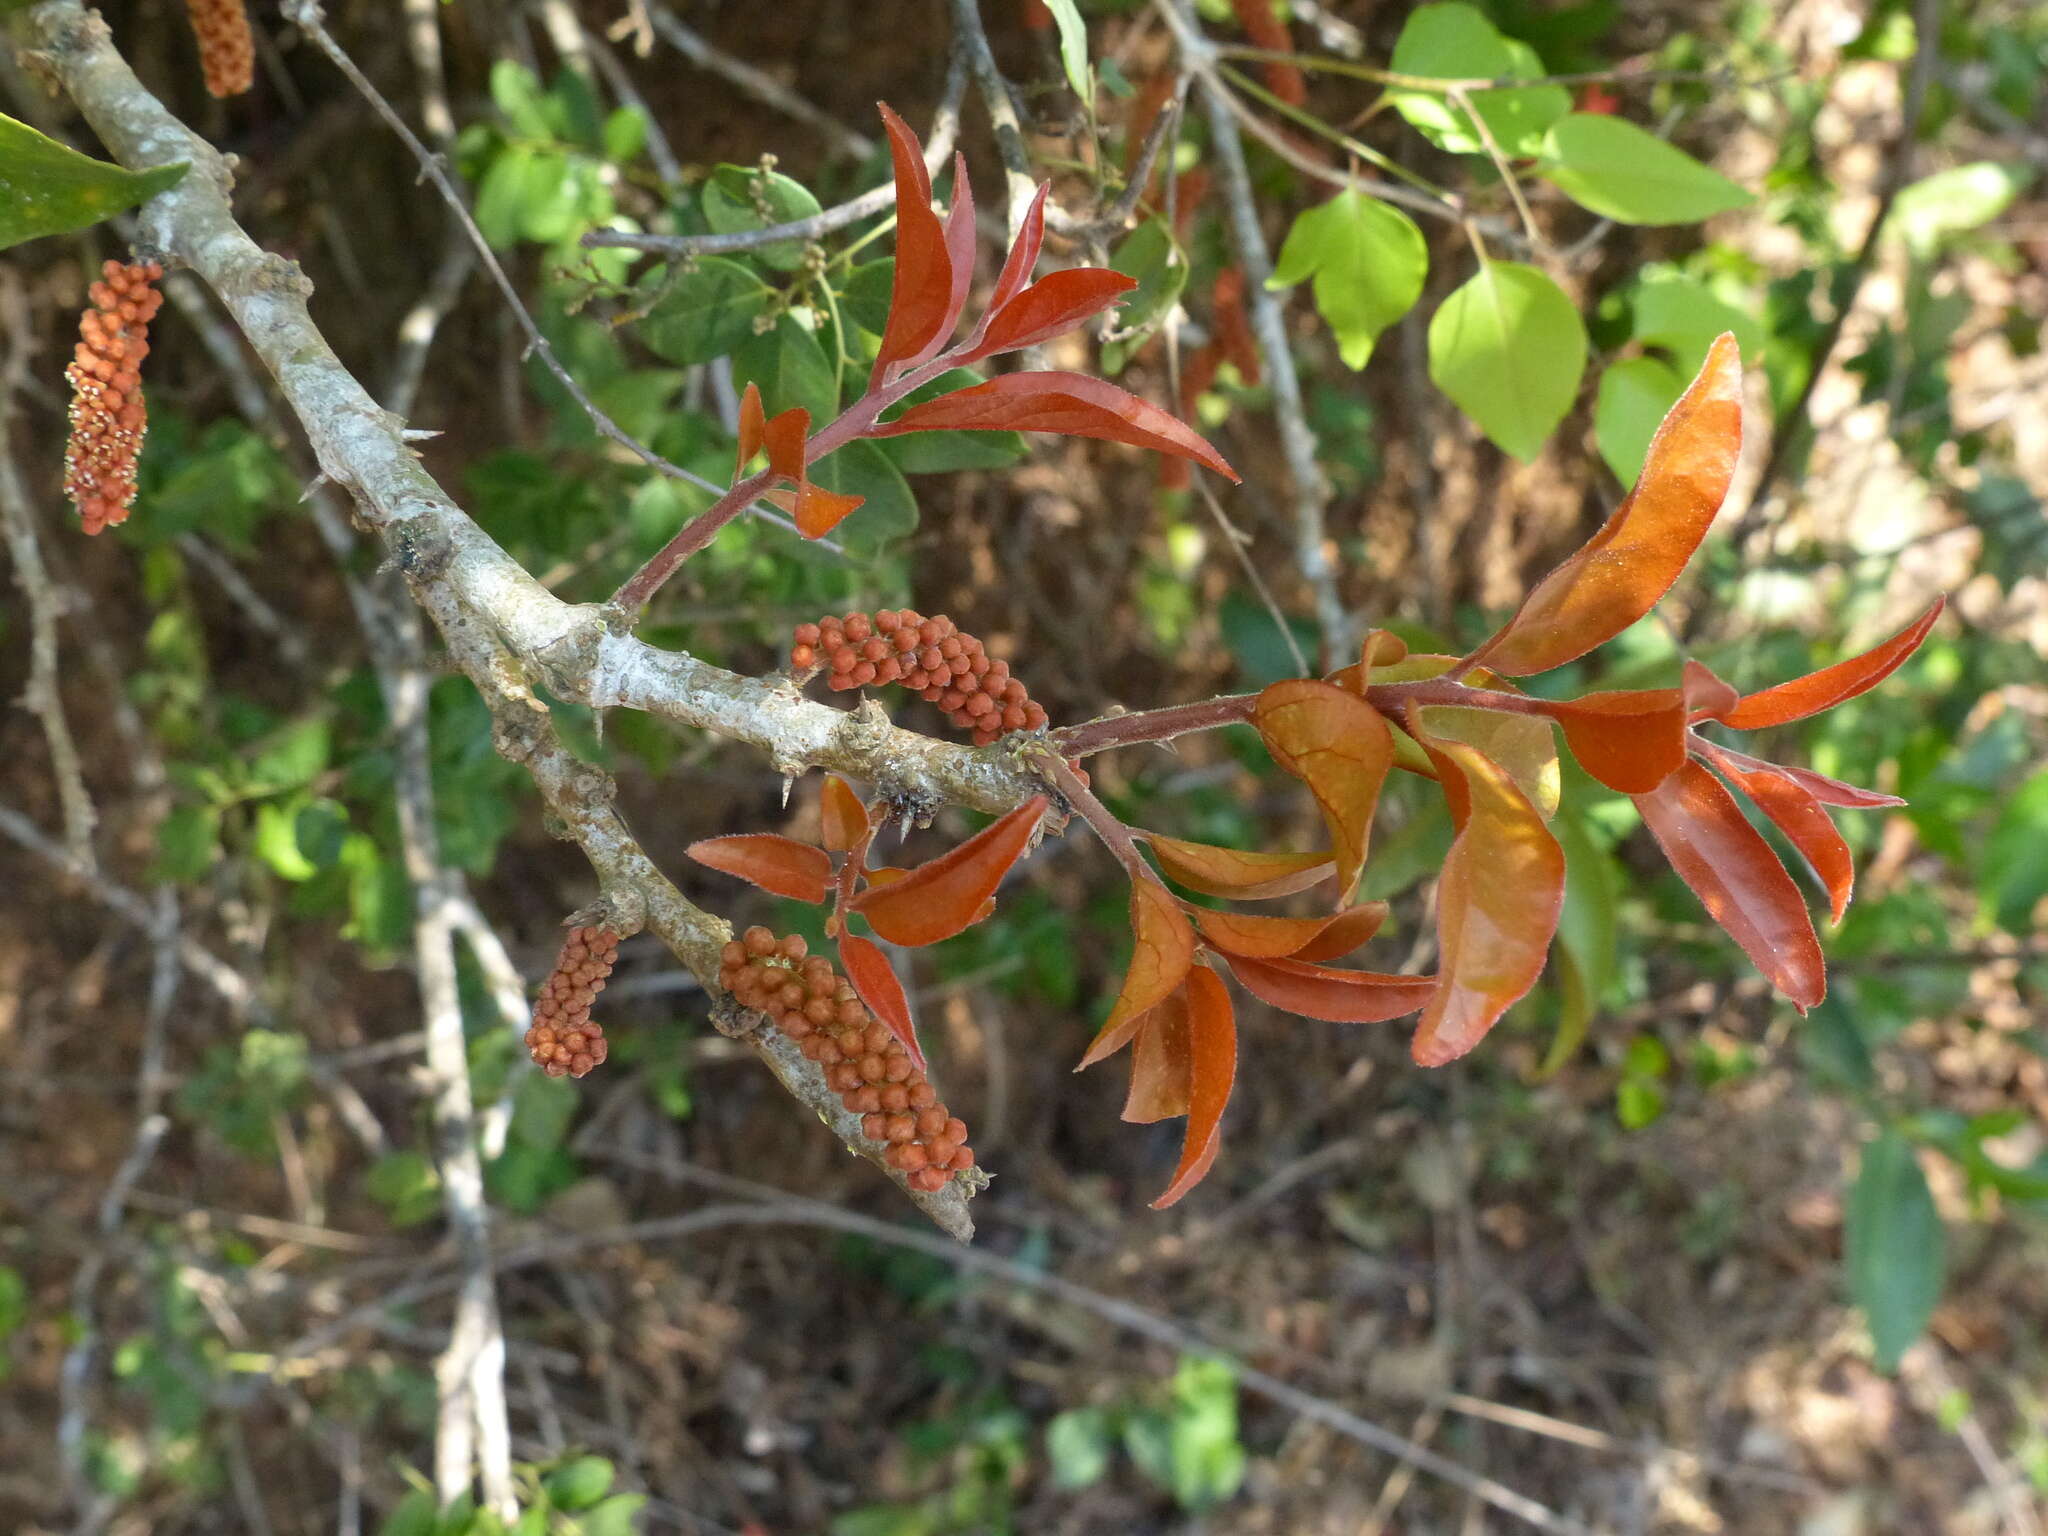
[184,0,255,98]
[525,927,618,1078]
[64,260,163,536]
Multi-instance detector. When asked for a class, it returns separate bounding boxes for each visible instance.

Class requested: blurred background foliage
[1,0,2045,1531]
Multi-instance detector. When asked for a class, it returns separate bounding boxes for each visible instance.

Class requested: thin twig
[643,1,873,159]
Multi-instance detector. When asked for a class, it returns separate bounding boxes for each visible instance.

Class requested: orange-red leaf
[1721,598,1944,729]
[839,934,926,1070]
[1192,902,1388,960]
[762,405,810,481]
[737,381,766,472]
[974,268,1138,358]
[1548,688,1688,795]
[1634,759,1825,1009]
[873,102,952,378]
[879,372,1239,481]
[1682,658,1740,721]
[1701,746,1856,923]
[1254,680,1394,905]
[1146,834,1334,900]
[853,795,1046,946]
[1414,704,1561,817]
[1227,0,1306,105]
[1223,953,1437,1022]
[1122,983,1190,1123]
[1081,879,1196,1066]
[1151,966,1237,1209]
[794,478,863,539]
[1410,741,1566,1067]
[986,181,1049,318]
[1705,744,1903,809]
[687,833,832,903]
[1465,333,1743,677]
[820,776,870,853]
[929,151,977,363]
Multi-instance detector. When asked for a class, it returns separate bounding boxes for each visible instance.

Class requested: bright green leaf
[1887,162,2033,257]
[1042,0,1092,100]
[1046,1406,1113,1489]
[545,1455,615,1511]
[1538,114,1753,226]
[0,114,187,253]
[254,800,318,882]
[1428,260,1586,461]
[1387,6,1570,158]
[1593,354,1685,483]
[1269,189,1426,369]
[489,61,554,140]
[1846,1132,1944,1372]
[1630,274,1764,371]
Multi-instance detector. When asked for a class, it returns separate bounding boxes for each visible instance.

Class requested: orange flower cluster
[791,610,1049,746]
[185,0,254,98]
[524,927,617,1078]
[720,927,974,1191]
[63,260,163,536]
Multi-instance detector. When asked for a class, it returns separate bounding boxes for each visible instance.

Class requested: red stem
[1037,751,1156,886]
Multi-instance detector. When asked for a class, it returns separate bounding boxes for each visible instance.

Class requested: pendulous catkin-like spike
[63,260,164,536]
[525,926,618,1078]
[790,610,1049,747]
[185,0,255,98]
[720,927,975,1192]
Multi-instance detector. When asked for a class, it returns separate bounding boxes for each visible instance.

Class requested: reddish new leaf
[1410,741,1566,1067]
[687,833,832,903]
[1705,744,1903,809]
[1682,658,1740,721]
[1701,746,1856,923]
[1721,598,1944,729]
[1080,879,1196,1066]
[1228,0,1307,105]
[1293,902,1394,962]
[736,381,767,473]
[1465,333,1743,677]
[1254,680,1395,905]
[925,151,977,365]
[1224,953,1437,1022]
[1548,688,1689,795]
[1414,705,1561,816]
[985,181,1049,319]
[854,795,1046,946]
[872,103,953,379]
[1634,759,1825,1009]
[1146,834,1334,900]
[820,776,870,853]
[794,478,864,539]
[1152,966,1237,1209]
[1192,902,1389,960]
[973,268,1138,358]
[839,934,926,1070]
[1122,983,1191,1123]
[878,372,1239,481]
[760,405,810,481]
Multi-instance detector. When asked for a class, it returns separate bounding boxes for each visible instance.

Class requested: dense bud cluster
[63,260,164,536]
[524,927,618,1078]
[719,926,974,1192]
[184,0,255,98]
[790,610,1049,746]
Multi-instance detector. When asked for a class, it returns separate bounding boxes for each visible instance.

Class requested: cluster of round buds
[524,927,618,1079]
[789,610,1050,747]
[719,927,974,1192]
[63,260,164,536]
[184,0,255,98]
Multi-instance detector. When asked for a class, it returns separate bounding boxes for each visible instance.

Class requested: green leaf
[1615,1076,1665,1129]
[1042,0,1092,100]
[602,106,650,166]
[838,259,896,338]
[474,146,575,248]
[247,717,331,794]
[1982,767,2048,932]
[1845,1131,1943,1372]
[1593,354,1685,483]
[1887,162,2034,257]
[1538,806,1620,1077]
[636,260,769,365]
[702,163,823,270]
[366,1150,442,1228]
[0,114,188,253]
[1427,260,1585,461]
[575,1493,647,1536]
[1268,188,1426,369]
[254,800,318,882]
[489,61,554,140]
[378,1489,440,1536]
[544,1456,615,1511]
[1630,274,1764,372]
[1538,114,1753,225]
[1100,218,1187,373]
[809,439,918,553]
[155,804,222,883]
[1387,6,1569,158]
[731,313,839,422]
[1045,1406,1113,1489]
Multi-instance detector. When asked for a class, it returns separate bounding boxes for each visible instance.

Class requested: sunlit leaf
[839,934,925,1070]
[1546,687,1689,794]
[687,833,832,903]
[1428,261,1586,462]
[1538,114,1753,225]
[1721,598,1944,729]
[1414,704,1561,816]
[1699,744,1902,809]
[1267,188,1427,369]
[1253,680,1395,904]
[0,114,187,252]
[853,795,1046,946]
[820,776,870,853]
[1192,902,1388,960]
[1633,759,1824,1009]
[1152,967,1237,1209]
[1222,953,1436,1022]
[1146,835,1334,900]
[1410,740,1565,1066]
[1081,880,1196,1065]
[1704,746,1856,922]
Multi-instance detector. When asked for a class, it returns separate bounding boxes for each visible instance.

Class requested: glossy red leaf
[794,478,864,539]
[1548,688,1688,794]
[1151,966,1237,1209]
[878,372,1239,481]
[1465,333,1743,677]
[973,268,1138,358]
[853,795,1046,946]
[760,405,810,481]
[985,182,1049,319]
[872,103,953,379]
[1721,598,1944,730]
[1704,744,1903,809]
[1122,983,1191,1123]
[820,776,870,853]
[924,151,977,364]
[1292,902,1393,962]
[1146,835,1333,900]
[1254,680,1395,905]
[1701,746,1856,923]
[1192,901,1389,961]
[1410,741,1566,1067]
[1080,879,1197,1066]
[1223,952,1437,1022]
[687,833,832,903]
[736,381,767,472]
[1634,759,1825,1009]
[1682,658,1740,721]
[839,934,926,1070]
